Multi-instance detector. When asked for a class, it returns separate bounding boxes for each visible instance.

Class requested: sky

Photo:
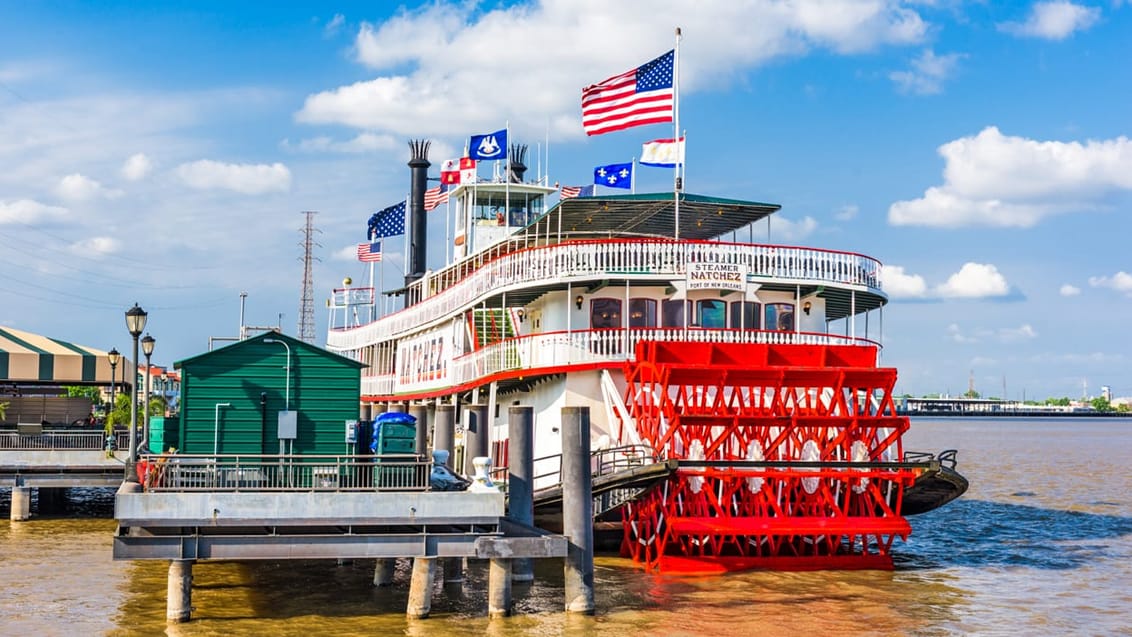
[1,0,1130,401]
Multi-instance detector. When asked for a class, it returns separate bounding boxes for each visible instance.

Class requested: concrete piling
[487,557,513,617]
[373,558,396,586]
[508,405,535,582]
[410,403,429,455]
[406,557,436,619]
[464,404,490,476]
[561,406,595,614]
[10,486,31,521]
[166,559,193,623]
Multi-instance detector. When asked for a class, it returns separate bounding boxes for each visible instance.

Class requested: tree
[1090,397,1113,412]
[1046,397,1071,407]
[65,385,103,405]
[963,390,981,398]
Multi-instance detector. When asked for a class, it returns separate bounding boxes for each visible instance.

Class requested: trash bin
[373,412,417,488]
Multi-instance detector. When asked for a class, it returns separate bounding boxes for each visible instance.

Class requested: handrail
[329,239,883,350]
[140,453,432,492]
[0,431,107,451]
[491,444,658,484]
[365,327,881,399]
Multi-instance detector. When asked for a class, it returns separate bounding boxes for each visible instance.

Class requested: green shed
[173,332,364,456]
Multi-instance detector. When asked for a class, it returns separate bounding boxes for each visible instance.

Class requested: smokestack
[507,144,528,183]
[407,140,430,299]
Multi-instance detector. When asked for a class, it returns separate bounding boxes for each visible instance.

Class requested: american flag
[356,241,382,262]
[424,184,450,211]
[582,50,674,137]
[367,200,406,239]
[560,184,595,199]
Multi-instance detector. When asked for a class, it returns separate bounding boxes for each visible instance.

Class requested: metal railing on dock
[0,431,107,450]
[142,453,432,492]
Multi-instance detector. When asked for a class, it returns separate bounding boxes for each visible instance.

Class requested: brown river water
[1,418,1130,636]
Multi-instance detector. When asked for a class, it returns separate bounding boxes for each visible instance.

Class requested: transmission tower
[298,211,322,343]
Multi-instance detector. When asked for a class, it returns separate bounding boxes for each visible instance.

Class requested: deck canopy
[0,326,128,388]
[527,192,781,241]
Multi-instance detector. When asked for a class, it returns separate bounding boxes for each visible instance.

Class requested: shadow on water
[899,498,1132,570]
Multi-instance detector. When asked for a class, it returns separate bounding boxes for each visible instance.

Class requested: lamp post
[124,303,148,483]
[107,348,120,425]
[141,333,155,450]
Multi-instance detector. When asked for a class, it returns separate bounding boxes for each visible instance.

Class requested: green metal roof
[527,191,781,240]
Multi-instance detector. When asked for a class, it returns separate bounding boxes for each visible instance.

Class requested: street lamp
[107,348,120,424]
[141,333,155,450]
[124,303,148,484]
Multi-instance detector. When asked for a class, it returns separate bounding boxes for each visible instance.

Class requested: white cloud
[947,323,977,344]
[998,1,1101,40]
[948,322,1038,345]
[834,204,858,221]
[121,153,153,181]
[889,127,1132,227]
[56,173,122,201]
[325,13,346,36]
[879,264,928,298]
[71,236,122,256]
[889,49,964,95]
[286,133,398,153]
[935,262,1010,298]
[1059,284,1081,296]
[1088,271,1132,295]
[297,1,928,137]
[334,244,359,261]
[0,199,69,224]
[770,215,818,241]
[998,324,1039,342]
[176,160,292,194]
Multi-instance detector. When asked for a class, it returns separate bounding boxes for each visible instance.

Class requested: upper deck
[328,233,886,351]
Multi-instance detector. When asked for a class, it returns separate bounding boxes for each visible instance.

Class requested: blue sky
[2,1,1130,400]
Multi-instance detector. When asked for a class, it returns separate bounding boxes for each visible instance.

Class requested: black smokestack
[407,140,430,299]
[507,143,527,183]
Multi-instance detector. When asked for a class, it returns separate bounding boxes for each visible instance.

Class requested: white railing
[0,431,107,450]
[329,239,882,351]
[141,453,431,492]
[363,327,879,399]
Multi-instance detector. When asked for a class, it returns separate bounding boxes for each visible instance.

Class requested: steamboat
[326,141,967,573]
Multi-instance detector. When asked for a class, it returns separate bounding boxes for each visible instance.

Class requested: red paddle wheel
[619,341,917,573]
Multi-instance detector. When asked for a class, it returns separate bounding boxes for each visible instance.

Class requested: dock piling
[508,405,535,582]
[373,558,395,587]
[10,485,31,521]
[406,557,435,619]
[487,557,513,617]
[561,406,595,614]
[166,559,193,623]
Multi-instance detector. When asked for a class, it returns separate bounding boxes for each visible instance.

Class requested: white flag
[640,137,685,167]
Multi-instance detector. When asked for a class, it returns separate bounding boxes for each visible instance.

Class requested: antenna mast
[298,211,321,343]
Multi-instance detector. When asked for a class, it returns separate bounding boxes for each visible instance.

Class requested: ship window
[696,300,727,329]
[629,298,657,328]
[661,300,691,328]
[765,303,795,331]
[590,298,622,329]
[730,301,760,329]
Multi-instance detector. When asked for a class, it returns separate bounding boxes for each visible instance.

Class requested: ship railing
[329,239,882,350]
[139,453,432,492]
[446,328,877,389]
[0,431,107,450]
[490,443,658,485]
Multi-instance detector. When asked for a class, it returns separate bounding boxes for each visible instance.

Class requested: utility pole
[298,211,321,344]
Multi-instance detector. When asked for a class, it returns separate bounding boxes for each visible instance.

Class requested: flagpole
[631,158,636,194]
[673,27,682,240]
[369,259,376,322]
[505,120,511,227]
